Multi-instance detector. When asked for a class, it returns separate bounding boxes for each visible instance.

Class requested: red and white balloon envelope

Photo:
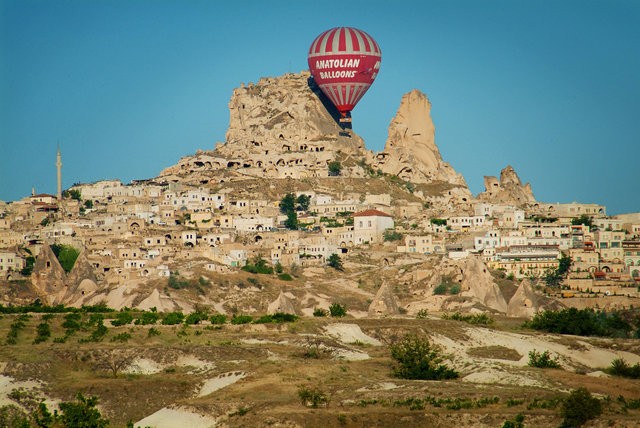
[308,27,381,121]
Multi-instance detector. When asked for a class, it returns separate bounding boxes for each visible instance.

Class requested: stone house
[353,209,394,244]
[0,251,24,273]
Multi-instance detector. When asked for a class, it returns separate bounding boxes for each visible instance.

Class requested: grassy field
[1,311,640,427]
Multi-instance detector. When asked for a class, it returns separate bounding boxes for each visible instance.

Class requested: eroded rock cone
[368,282,399,317]
[268,291,296,314]
[507,279,540,318]
[31,243,66,303]
[461,256,508,313]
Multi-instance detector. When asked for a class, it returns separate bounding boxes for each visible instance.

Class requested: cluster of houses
[1,180,639,293]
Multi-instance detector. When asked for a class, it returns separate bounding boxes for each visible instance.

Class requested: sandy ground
[134,406,216,428]
[198,371,246,397]
[0,373,59,413]
[426,326,640,387]
[325,323,383,346]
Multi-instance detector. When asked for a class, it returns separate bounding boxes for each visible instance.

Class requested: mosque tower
[56,144,62,199]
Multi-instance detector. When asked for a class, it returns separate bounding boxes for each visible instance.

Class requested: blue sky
[1,0,638,214]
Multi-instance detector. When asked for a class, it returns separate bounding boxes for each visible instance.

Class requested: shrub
[231,315,253,325]
[57,392,109,428]
[110,332,131,342]
[383,230,403,242]
[523,307,634,337]
[528,349,561,368]
[209,314,227,324]
[110,311,134,326]
[184,312,208,325]
[329,303,346,317]
[606,358,640,379]
[442,312,494,325]
[62,313,82,331]
[328,161,342,176]
[560,388,602,427]
[502,413,525,428]
[33,322,51,344]
[148,328,161,337]
[449,284,461,295]
[313,308,327,317]
[135,311,160,325]
[433,284,448,295]
[278,273,293,281]
[241,257,274,274]
[254,313,298,324]
[161,312,184,325]
[298,386,329,408]
[416,309,429,319]
[390,334,458,380]
[328,253,343,271]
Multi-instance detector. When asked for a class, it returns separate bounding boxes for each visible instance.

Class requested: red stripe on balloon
[338,28,346,52]
[349,28,360,52]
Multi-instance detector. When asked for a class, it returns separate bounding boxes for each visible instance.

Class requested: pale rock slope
[372,89,467,187]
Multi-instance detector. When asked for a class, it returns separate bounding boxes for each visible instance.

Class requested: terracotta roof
[353,209,392,217]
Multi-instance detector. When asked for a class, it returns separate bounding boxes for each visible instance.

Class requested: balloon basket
[339,117,352,123]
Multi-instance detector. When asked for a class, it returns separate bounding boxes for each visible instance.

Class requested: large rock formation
[460,256,508,313]
[31,244,66,304]
[63,250,98,304]
[372,89,467,186]
[157,72,369,183]
[156,73,471,198]
[507,279,539,318]
[476,165,536,206]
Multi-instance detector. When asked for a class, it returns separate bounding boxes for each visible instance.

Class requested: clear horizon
[1,0,638,215]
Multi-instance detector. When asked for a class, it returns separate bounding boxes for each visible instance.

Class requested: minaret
[56,144,62,200]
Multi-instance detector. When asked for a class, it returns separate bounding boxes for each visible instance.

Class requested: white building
[353,209,394,244]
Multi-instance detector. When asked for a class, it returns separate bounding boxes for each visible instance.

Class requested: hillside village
[1,72,639,314]
[2,72,640,427]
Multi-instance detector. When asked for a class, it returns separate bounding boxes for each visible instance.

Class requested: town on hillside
[1,72,639,315]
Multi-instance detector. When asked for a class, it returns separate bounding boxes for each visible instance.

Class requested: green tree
[328,161,342,176]
[284,210,298,230]
[280,193,296,213]
[66,189,82,201]
[20,256,35,276]
[57,392,109,427]
[390,334,458,380]
[50,244,80,273]
[84,200,93,209]
[328,253,343,271]
[296,194,310,211]
[560,388,602,427]
[329,303,346,317]
[571,215,593,227]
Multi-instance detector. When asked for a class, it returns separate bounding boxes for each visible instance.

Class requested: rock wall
[372,89,467,186]
[157,73,472,195]
[476,165,536,206]
[158,72,369,182]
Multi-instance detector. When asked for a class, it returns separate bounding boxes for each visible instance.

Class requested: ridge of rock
[477,165,536,207]
[372,89,467,186]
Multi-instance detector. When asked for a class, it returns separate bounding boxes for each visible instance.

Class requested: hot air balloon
[308,27,381,123]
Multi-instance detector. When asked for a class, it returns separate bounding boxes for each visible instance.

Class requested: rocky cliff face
[372,89,466,186]
[157,73,470,193]
[157,72,369,183]
[476,165,536,206]
[31,244,66,304]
